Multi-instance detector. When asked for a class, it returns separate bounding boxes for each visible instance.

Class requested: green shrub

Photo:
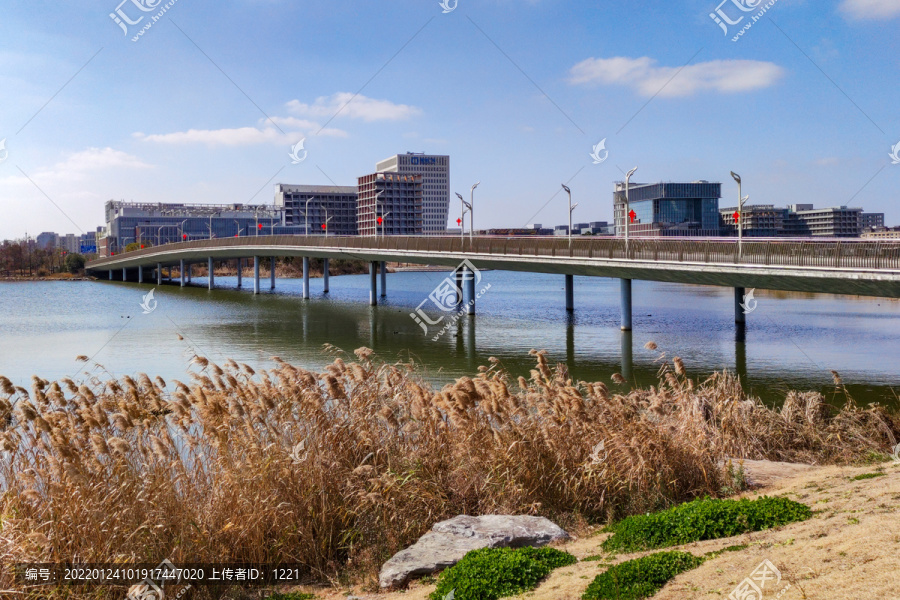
[850,472,885,481]
[581,551,702,600]
[430,546,577,600]
[265,593,315,600]
[602,496,811,553]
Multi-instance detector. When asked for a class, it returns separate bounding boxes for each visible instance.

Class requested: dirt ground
[275,458,900,600]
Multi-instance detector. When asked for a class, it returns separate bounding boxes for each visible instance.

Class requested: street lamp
[455,192,471,242]
[178,219,188,242]
[157,226,165,247]
[304,197,315,236]
[730,172,749,255]
[322,208,333,237]
[561,184,578,243]
[374,190,385,238]
[469,182,480,244]
[624,167,638,255]
[234,220,242,237]
[380,211,391,240]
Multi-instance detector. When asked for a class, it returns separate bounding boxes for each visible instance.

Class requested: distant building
[275,184,358,236]
[719,205,785,237]
[861,227,900,239]
[36,232,59,249]
[861,212,885,230]
[783,204,862,237]
[614,181,722,237]
[376,153,449,235]
[104,200,302,255]
[357,172,424,237]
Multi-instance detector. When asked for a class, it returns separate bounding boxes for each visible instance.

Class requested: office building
[861,212,885,230]
[357,172,423,237]
[36,232,59,249]
[376,153,449,235]
[614,181,722,237]
[275,184,358,236]
[783,204,862,237]
[719,205,785,237]
[103,200,301,256]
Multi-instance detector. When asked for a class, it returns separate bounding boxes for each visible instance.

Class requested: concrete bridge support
[180,260,186,287]
[369,262,378,306]
[565,274,574,312]
[455,268,464,307]
[380,261,387,297]
[270,259,276,290]
[108,269,112,281]
[236,259,242,289]
[138,267,143,284]
[735,287,746,325]
[323,258,330,293]
[157,263,162,286]
[620,279,632,331]
[208,257,215,290]
[253,257,260,294]
[465,266,476,316]
[122,267,127,281]
[302,257,310,299]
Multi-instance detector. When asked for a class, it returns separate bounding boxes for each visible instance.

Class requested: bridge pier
[369,262,378,306]
[323,258,330,293]
[270,259,276,290]
[620,279,632,331]
[253,257,260,294]
[122,267,127,281]
[302,257,310,299]
[236,259,242,289]
[565,274,574,312]
[108,269,112,281]
[138,267,143,284]
[465,266,476,316]
[157,263,162,286]
[621,330,633,383]
[735,287,746,325]
[455,267,464,307]
[180,260,186,287]
[208,257,215,289]
[380,261,387,297]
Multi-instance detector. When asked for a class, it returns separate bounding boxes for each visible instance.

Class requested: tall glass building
[376,153,449,235]
[613,181,722,237]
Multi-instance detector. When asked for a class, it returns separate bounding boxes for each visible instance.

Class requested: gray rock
[378,514,570,589]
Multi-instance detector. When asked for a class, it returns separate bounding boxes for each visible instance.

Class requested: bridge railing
[87,236,900,271]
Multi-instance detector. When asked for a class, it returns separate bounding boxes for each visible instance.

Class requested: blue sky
[0,0,898,240]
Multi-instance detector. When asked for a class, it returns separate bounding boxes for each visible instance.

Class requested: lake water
[0,271,898,407]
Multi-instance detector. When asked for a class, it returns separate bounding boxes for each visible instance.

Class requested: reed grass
[0,349,896,598]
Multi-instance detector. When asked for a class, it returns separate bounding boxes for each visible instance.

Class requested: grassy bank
[0,350,897,598]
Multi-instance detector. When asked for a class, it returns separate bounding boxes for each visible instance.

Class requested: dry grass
[0,349,897,599]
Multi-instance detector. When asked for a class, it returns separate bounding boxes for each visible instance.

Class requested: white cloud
[2,147,152,186]
[569,57,784,97]
[840,0,900,19]
[286,93,422,121]
[134,116,347,147]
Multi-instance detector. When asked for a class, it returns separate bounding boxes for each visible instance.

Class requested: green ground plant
[602,496,812,553]
[581,551,703,600]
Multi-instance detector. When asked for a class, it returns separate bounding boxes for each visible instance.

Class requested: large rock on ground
[379,514,570,589]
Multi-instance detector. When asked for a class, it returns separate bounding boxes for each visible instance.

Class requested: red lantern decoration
[377,217,383,225]
[321,223,326,230]
[733,211,740,224]
[456,218,462,225]
[258,223,263,229]
[140,245,145,249]
[183,234,187,240]
[628,209,636,223]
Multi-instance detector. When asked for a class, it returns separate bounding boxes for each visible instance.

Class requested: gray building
[783,204,862,237]
[376,153,449,235]
[614,181,722,237]
[719,205,785,237]
[275,184,358,236]
[861,212,885,230]
[357,172,423,237]
[104,200,301,256]
[36,232,59,249]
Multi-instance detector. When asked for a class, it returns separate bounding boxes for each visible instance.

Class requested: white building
[376,153,450,235]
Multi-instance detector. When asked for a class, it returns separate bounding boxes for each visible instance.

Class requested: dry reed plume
[0,349,897,598]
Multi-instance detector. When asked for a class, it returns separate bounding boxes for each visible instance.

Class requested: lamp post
[455,193,471,242]
[730,172,748,256]
[305,197,315,236]
[624,167,638,255]
[469,182,480,243]
[561,184,578,243]
[322,208,333,237]
[374,191,384,238]
[157,226,165,247]
[178,219,188,242]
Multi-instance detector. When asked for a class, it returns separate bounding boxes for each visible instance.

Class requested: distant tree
[65,253,86,274]
[125,241,151,252]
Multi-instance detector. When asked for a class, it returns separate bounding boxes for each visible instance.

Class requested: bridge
[86,236,900,330]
